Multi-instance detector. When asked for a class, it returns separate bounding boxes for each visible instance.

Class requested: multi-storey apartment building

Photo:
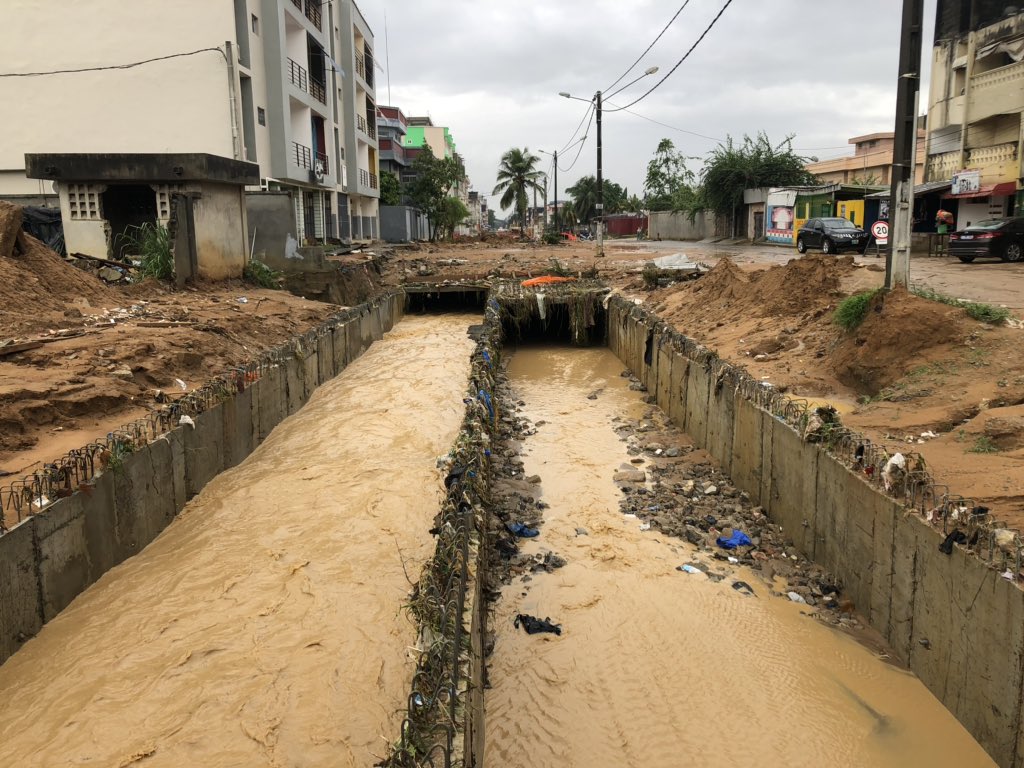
[377,105,411,182]
[925,1,1023,222]
[0,0,379,244]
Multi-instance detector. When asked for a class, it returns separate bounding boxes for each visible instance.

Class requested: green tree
[696,133,816,230]
[644,138,696,212]
[379,172,402,206]
[438,196,470,239]
[850,173,880,186]
[492,147,544,236]
[407,146,464,241]
[487,209,496,229]
[565,176,627,224]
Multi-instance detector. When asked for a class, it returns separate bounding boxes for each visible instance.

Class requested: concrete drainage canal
[0,280,1007,766]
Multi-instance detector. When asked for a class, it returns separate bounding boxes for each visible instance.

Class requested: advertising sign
[951,169,981,196]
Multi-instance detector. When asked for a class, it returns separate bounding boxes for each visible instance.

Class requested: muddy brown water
[0,314,476,768]
[485,345,994,768]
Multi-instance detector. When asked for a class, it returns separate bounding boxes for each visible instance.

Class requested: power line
[604,0,692,94]
[560,101,595,153]
[603,100,723,143]
[558,109,596,174]
[0,47,226,77]
[605,0,735,113]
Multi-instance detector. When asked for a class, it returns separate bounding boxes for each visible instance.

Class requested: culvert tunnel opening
[405,287,489,314]
[498,299,607,346]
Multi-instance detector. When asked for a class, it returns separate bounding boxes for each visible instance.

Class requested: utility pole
[553,149,559,234]
[595,90,604,257]
[886,0,924,289]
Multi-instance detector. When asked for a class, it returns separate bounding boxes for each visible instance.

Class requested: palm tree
[566,175,598,225]
[493,147,544,236]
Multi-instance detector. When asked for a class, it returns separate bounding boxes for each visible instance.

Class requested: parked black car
[949,217,1024,263]
[796,218,869,255]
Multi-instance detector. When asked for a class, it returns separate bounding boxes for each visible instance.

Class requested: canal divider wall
[384,299,500,768]
[608,296,1024,768]
[0,292,404,666]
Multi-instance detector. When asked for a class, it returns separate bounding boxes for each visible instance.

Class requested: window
[257,107,266,126]
[251,14,259,35]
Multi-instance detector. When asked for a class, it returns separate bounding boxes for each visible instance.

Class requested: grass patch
[968,435,1000,454]
[243,257,282,289]
[834,288,883,331]
[911,285,1011,325]
[120,223,174,281]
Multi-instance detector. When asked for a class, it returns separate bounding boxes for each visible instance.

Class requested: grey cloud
[363,0,937,212]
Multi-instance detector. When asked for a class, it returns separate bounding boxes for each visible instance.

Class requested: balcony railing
[293,141,329,175]
[294,141,312,169]
[287,58,308,92]
[355,53,366,82]
[366,121,376,140]
[369,172,378,190]
[290,0,301,8]
[310,76,326,104]
[304,0,321,30]
[364,52,374,89]
[356,114,368,134]
[287,58,326,105]
[359,168,370,188]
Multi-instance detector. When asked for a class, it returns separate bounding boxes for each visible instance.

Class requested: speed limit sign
[871,221,889,244]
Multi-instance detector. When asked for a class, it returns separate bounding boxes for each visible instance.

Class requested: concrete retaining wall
[608,298,1024,768]
[0,292,404,665]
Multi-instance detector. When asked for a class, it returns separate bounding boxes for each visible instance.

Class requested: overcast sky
[360,0,937,214]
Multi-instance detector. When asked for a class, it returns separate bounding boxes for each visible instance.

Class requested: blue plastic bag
[508,522,539,538]
[716,530,752,549]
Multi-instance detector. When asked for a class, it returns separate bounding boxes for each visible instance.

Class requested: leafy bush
[243,257,281,289]
[911,285,1011,325]
[833,289,883,331]
[968,435,1000,454]
[119,223,174,280]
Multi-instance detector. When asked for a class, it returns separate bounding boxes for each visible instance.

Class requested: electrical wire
[602,100,723,142]
[559,101,595,152]
[603,0,692,93]
[558,110,596,174]
[605,0,735,113]
[0,47,226,77]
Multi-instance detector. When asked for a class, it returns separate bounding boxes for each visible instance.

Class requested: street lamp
[560,66,658,256]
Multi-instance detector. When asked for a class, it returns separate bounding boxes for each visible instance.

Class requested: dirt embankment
[0,203,347,477]
[635,253,1024,526]
[830,287,967,395]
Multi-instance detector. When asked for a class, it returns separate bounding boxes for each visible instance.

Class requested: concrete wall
[193,182,248,279]
[246,190,304,269]
[648,210,717,241]
[0,291,403,665]
[607,298,1024,768]
[0,1,236,195]
[380,205,427,242]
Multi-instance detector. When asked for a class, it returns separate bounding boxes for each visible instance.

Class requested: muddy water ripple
[0,314,475,768]
[485,345,994,768]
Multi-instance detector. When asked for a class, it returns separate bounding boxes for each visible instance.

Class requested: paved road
[634,239,1024,310]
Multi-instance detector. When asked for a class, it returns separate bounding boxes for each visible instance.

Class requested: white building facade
[0,0,379,243]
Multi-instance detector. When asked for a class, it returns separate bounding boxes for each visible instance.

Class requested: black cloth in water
[514,614,562,636]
